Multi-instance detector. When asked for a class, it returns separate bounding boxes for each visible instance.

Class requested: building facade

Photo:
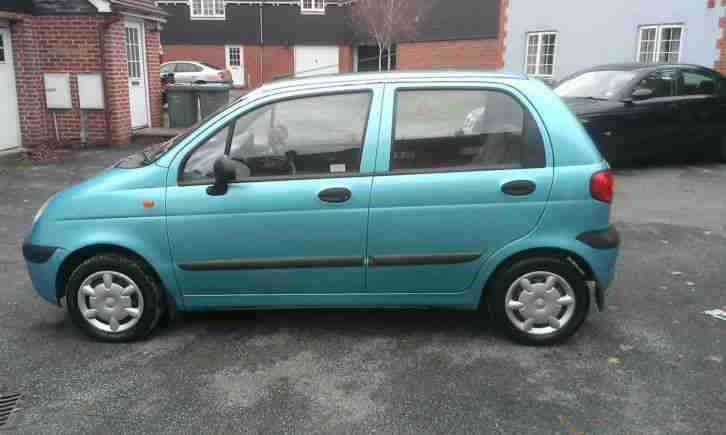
[504,0,726,82]
[157,0,505,88]
[0,0,166,151]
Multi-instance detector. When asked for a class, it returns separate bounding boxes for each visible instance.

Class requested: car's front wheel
[65,254,165,342]
[487,257,590,345]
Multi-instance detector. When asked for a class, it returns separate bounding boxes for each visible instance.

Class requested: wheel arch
[479,247,595,307]
[56,244,171,307]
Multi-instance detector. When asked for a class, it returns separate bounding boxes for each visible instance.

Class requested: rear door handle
[318,187,352,203]
[501,180,536,196]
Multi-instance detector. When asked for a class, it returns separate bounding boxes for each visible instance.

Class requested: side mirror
[207,155,236,196]
[631,88,654,101]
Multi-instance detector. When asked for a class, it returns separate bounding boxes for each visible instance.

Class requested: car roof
[581,63,714,73]
[255,69,527,94]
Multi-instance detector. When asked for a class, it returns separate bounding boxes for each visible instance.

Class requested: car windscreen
[554,70,637,100]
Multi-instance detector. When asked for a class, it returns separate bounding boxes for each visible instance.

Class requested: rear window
[391,89,545,172]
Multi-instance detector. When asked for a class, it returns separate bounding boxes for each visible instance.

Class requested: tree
[350,0,433,71]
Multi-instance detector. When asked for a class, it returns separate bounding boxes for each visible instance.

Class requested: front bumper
[23,244,67,306]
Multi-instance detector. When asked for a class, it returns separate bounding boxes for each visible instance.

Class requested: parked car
[555,63,726,164]
[160,61,231,84]
[23,71,619,345]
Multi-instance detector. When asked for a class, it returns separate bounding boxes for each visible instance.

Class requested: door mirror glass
[631,87,654,101]
[208,155,238,196]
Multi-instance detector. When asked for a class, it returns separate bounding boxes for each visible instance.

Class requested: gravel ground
[0,147,724,434]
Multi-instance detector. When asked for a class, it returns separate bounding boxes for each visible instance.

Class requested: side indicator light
[143,199,155,209]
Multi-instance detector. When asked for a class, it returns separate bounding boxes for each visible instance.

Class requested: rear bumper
[577,226,620,310]
[577,226,620,250]
[23,244,66,306]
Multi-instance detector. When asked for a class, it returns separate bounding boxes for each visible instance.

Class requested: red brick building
[157,0,504,89]
[0,0,166,151]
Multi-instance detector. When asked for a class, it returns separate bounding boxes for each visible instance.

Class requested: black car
[554,63,726,165]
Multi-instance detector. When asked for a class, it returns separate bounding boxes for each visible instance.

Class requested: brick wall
[714,0,726,75]
[162,44,226,70]
[339,45,353,73]
[9,15,48,147]
[497,0,508,68]
[32,15,108,145]
[397,38,500,70]
[162,43,354,88]
[8,13,162,147]
[103,17,131,144]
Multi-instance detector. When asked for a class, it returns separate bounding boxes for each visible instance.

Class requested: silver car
[160,61,230,84]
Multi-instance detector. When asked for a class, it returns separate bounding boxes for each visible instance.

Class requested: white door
[294,46,339,77]
[225,45,245,86]
[124,20,150,129]
[0,27,21,151]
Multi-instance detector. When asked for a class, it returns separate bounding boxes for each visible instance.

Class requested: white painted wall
[504,0,725,80]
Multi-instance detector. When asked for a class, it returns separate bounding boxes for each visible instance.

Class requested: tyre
[65,254,165,342]
[487,257,590,345]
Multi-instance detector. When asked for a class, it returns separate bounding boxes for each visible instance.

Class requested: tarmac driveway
[0,147,725,434]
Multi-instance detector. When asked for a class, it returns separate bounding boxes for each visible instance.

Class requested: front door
[124,20,149,129]
[225,45,244,86]
[166,88,381,305]
[0,27,21,151]
[620,68,682,159]
[366,84,552,293]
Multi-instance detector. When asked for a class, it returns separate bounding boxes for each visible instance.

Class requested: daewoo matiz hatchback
[23,71,619,345]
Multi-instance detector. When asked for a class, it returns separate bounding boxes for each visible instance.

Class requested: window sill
[300,10,326,15]
[190,15,226,21]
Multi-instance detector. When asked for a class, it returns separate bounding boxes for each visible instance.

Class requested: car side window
[180,92,373,183]
[160,64,174,74]
[635,70,676,98]
[391,89,545,171]
[679,70,717,96]
[177,63,200,73]
[180,126,229,183]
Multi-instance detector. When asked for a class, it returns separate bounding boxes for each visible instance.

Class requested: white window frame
[524,31,558,79]
[636,24,684,64]
[190,0,225,20]
[300,0,325,15]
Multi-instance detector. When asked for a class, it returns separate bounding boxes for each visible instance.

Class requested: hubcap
[504,271,576,336]
[77,271,144,334]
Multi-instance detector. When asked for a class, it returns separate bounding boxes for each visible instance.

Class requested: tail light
[590,169,614,203]
[218,71,225,80]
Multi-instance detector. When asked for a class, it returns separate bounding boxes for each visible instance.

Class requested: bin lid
[192,82,232,92]
[165,83,195,93]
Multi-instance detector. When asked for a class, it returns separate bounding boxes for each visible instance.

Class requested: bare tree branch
[350,0,434,70]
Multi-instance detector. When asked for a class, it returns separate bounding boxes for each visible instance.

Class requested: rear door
[365,83,552,293]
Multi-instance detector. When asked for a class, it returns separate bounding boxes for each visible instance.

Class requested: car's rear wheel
[66,254,165,342]
[487,257,590,345]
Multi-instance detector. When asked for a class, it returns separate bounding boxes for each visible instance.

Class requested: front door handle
[501,180,536,196]
[318,187,352,203]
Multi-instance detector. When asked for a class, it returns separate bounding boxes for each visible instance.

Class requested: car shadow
[170,308,493,339]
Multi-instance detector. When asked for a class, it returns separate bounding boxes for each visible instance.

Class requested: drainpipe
[98,14,122,145]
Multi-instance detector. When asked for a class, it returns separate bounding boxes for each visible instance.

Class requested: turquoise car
[23,71,619,344]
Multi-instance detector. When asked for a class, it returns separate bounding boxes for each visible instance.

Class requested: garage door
[0,26,21,151]
[294,46,339,77]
